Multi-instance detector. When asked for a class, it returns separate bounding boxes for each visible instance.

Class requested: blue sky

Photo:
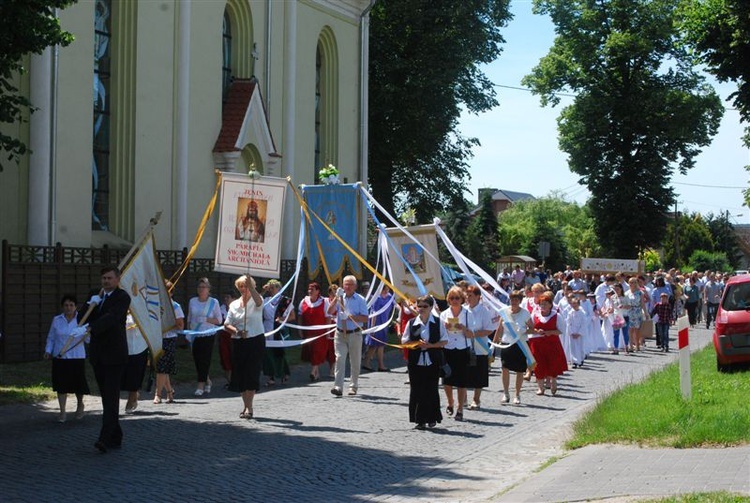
[458,0,749,224]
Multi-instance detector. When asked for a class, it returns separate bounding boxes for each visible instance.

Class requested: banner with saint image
[215,173,287,277]
[385,224,446,300]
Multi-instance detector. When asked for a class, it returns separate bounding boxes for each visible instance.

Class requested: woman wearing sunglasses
[402,295,447,430]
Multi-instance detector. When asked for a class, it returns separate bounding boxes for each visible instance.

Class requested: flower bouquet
[319,164,340,185]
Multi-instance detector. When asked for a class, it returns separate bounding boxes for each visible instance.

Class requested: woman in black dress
[402,295,447,430]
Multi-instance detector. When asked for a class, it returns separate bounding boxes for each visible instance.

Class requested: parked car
[713,274,750,372]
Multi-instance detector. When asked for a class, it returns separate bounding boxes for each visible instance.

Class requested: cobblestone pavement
[2,327,745,502]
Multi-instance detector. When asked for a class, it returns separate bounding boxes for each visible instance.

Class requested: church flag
[119,232,176,357]
[214,173,287,278]
[302,183,362,279]
[385,224,446,300]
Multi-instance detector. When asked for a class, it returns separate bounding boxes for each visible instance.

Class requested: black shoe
[415,423,426,430]
[94,441,108,453]
[454,411,464,421]
[428,422,437,428]
[446,406,454,416]
[330,387,342,397]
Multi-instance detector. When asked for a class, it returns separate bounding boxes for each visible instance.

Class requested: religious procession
[39,170,703,454]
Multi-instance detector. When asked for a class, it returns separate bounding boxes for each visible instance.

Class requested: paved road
[1,326,747,502]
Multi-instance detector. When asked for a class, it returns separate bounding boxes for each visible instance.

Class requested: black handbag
[439,350,452,378]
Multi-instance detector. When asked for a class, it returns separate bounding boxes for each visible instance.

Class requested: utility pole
[675,202,680,265]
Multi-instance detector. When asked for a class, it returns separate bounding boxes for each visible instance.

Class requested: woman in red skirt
[528,291,568,395]
[298,282,334,381]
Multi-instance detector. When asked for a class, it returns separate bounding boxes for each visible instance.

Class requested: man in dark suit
[80,265,131,453]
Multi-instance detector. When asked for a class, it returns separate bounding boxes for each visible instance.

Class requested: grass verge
[0,336,306,406]
[567,345,750,449]
[638,492,750,502]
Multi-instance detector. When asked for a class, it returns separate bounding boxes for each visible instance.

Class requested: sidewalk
[1,326,747,502]
[497,444,750,502]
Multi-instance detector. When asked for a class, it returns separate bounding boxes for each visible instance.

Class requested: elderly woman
[44,294,90,422]
[493,290,533,405]
[464,285,496,411]
[298,282,332,382]
[187,277,223,396]
[224,275,265,419]
[528,291,568,396]
[441,286,471,421]
[403,295,447,430]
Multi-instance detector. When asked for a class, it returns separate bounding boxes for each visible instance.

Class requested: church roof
[213,78,279,156]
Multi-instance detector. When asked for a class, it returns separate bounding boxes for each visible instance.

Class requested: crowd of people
[44,264,729,449]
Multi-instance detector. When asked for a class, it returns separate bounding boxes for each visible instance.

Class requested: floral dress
[625,289,645,329]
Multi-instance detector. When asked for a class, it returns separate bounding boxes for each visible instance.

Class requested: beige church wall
[132,2,176,248]
[54,2,95,247]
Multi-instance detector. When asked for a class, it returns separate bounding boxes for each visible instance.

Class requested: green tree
[437,197,472,263]
[679,0,750,144]
[663,212,714,268]
[368,0,512,219]
[705,211,741,268]
[688,249,730,273]
[0,0,76,170]
[496,194,600,271]
[465,191,500,273]
[523,0,724,258]
[642,248,663,272]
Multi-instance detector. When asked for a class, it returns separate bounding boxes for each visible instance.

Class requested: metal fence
[0,240,299,363]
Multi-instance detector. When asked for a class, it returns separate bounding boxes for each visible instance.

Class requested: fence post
[677,315,691,400]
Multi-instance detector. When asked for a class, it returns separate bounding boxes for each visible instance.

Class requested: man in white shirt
[327,275,369,396]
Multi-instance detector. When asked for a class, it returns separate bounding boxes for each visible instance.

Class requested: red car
[713,274,750,372]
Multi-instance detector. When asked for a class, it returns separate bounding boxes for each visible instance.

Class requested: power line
[673,181,745,189]
[493,83,576,98]
[680,199,745,212]
[493,83,740,111]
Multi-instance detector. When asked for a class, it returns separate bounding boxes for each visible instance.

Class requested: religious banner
[385,224,446,300]
[301,183,362,279]
[215,173,287,278]
[119,232,176,357]
[580,257,644,274]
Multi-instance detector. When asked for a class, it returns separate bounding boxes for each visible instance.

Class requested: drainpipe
[281,0,297,260]
[358,1,377,262]
[175,0,191,248]
[50,33,60,245]
[359,0,377,186]
[28,48,52,246]
[265,0,272,115]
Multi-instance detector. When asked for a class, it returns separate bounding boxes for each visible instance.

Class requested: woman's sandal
[536,389,545,396]
[239,409,254,419]
[153,396,162,404]
[166,390,175,403]
[446,405,454,416]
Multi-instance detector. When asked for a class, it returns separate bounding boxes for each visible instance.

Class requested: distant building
[470,188,536,218]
